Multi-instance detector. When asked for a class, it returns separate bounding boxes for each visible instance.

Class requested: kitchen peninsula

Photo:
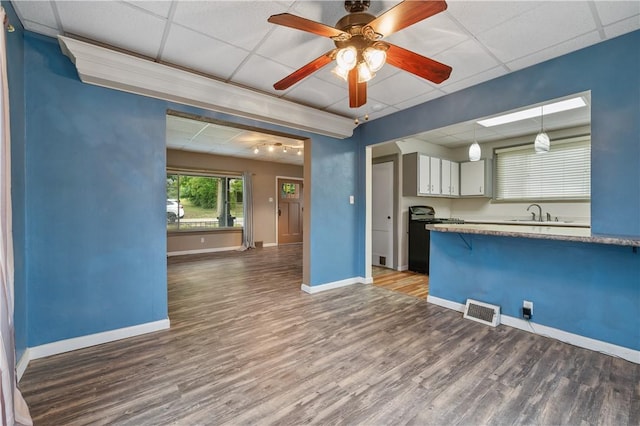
[425,223,640,364]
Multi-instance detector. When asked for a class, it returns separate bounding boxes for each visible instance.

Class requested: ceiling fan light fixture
[357,62,374,83]
[363,46,386,72]
[331,65,349,81]
[335,46,357,71]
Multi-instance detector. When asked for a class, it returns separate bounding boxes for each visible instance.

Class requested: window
[166,172,243,231]
[494,136,590,201]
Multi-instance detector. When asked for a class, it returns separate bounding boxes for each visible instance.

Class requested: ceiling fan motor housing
[344,0,371,13]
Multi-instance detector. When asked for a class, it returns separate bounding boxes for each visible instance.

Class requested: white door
[372,161,394,268]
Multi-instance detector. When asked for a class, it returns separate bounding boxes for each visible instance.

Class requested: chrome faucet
[527,203,543,222]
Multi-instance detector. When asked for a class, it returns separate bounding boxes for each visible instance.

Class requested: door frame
[275,176,304,246]
[371,158,397,269]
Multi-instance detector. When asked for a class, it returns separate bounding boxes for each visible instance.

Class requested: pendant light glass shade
[534,105,550,153]
[534,132,550,153]
[363,47,386,72]
[469,141,481,162]
[335,46,357,71]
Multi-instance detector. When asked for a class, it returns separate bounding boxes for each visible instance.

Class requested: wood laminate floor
[372,266,428,299]
[20,245,639,425]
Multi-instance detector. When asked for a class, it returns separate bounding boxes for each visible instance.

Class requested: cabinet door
[460,160,485,196]
[430,157,441,195]
[418,154,431,194]
[450,161,459,196]
[441,159,452,195]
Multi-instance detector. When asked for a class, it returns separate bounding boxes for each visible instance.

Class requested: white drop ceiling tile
[284,77,348,109]
[476,1,597,63]
[506,31,602,72]
[123,1,173,18]
[198,125,245,144]
[433,38,500,82]
[446,1,541,35]
[56,2,166,58]
[172,1,281,51]
[256,26,334,69]
[22,20,60,38]
[603,15,640,39]
[162,25,249,80]
[368,72,437,106]
[12,1,58,29]
[167,115,206,133]
[384,13,469,57]
[232,55,294,94]
[440,65,507,94]
[594,1,640,26]
[392,89,445,111]
[325,96,390,118]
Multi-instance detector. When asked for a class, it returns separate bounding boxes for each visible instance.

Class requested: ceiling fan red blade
[348,68,367,108]
[385,43,452,84]
[268,13,349,39]
[369,0,447,37]
[273,51,335,90]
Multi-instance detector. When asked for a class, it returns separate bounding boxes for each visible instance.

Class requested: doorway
[277,178,304,244]
[372,161,394,268]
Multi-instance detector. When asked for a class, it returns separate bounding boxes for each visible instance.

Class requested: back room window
[166,172,243,231]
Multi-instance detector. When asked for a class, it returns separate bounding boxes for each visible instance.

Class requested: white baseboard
[427,296,639,364]
[17,319,170,381]
[16,349,30,382]
[301,276,369,294]
[398,265,409,272]
[427,295,465,312]
[263,243,277,248]
[167,246,242,256]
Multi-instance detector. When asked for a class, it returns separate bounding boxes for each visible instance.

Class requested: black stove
[408,206,463,274]
[409,205,464,224]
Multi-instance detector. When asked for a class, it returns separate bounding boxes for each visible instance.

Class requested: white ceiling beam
[58,36,355,139]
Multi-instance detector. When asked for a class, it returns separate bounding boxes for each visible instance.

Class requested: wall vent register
[463,299,501,327]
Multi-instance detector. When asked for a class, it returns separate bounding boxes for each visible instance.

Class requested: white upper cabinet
[441,160,459,196]
[403,153,459,198]
[430,157,441,195]
[460,160,492,197]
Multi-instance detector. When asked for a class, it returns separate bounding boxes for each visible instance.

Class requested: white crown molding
[57,36,355,139]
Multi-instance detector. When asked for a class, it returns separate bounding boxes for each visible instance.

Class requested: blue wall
[4,1,27,361]
[309,135,359,285]
[359,31,640,351]
[430,232,640,350]
[24,34,169,345]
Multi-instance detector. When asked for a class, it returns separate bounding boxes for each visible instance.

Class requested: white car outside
[167,199,184,223]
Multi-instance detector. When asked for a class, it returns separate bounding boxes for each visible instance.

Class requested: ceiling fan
[268,0,453,109]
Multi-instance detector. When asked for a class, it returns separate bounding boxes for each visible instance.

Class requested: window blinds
[495,136,591,200]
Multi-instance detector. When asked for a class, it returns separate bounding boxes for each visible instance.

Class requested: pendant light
[469,124,481,162]
[534,105,550,153]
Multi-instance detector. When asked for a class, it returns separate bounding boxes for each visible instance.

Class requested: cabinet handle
[479,186,483,193]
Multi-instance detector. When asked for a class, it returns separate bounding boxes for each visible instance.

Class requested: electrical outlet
[523,300,533,320]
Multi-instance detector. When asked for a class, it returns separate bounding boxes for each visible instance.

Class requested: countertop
[425,223,640,247]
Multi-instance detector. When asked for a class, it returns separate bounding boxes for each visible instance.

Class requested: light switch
[268,197,273,203]
[349,195,355,204]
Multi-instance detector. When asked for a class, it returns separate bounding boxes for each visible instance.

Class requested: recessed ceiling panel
[56,1,167,58]
[161,24,250,80]
[476,2,597,63]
